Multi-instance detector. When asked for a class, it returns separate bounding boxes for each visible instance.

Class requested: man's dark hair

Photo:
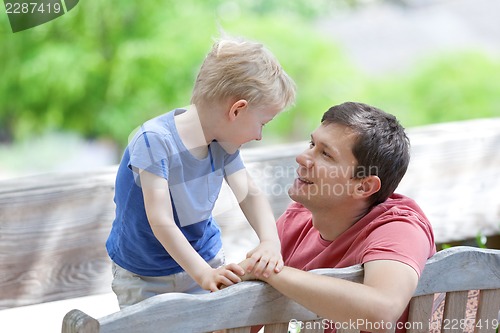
[321,102,410,206]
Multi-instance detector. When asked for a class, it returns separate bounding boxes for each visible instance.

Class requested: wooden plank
[413,247,500,296]
[227,328,252,333]
[3,118,500,311]
[302,320,326,333]
[442,291,469,333]
[263,323,289,332]
[61,309,100,333]
[58,247,500,333]
[396,118,500,243]
[407,294,434,333]
[243,151,297,218]
[0,172,116,309]
[336,327,359,333]
[92,273,340,333]
[474,289,500,333]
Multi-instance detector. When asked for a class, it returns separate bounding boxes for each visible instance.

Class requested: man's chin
[288,187,307,204]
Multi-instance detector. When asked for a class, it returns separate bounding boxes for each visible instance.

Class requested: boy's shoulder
[128,110,178,144]
[141,109,177,133]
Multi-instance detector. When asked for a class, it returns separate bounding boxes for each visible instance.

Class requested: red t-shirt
[277,193,436,332]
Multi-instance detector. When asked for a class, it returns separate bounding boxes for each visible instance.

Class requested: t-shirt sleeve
[361,216,435,276]
[224,150,245,176]
[128,131,169,180]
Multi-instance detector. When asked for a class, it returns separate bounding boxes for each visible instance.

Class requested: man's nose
[296,150,313,168]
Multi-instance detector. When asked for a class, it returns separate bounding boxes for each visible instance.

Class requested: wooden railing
[61,246,500,333]
[1,118,500,327]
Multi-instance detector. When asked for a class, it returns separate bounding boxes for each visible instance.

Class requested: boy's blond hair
[191,35,296,111]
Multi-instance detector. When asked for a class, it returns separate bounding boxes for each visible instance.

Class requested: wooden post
[61,309,99,333]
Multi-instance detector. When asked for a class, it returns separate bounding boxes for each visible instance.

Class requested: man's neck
[311,202,370,241]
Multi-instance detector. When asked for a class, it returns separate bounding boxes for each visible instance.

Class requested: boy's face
[219,105,281,153]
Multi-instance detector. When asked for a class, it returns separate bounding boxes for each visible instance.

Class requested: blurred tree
[1,0,499,149]
[0,0,354,147]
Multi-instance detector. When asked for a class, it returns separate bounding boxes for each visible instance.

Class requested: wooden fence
[1,118,499,311]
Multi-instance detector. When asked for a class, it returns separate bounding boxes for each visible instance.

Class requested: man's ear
[353,175,381,199]
[228,99,248,120]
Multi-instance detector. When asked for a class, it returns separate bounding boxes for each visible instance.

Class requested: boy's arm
[225,169,283,278]
[240,259,418,333]
[140,169,243,291]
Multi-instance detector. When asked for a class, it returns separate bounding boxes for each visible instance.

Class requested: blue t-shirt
[106,109,245,276]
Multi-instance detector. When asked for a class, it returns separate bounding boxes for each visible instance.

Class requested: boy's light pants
[111,248,225,309]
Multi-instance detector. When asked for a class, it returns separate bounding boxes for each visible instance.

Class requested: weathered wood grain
[442,291,469,333]
[397,118,500,243]
[1,118,500,311]
[60,246,500,333]
[411,247,500,295]
[0,168,116,309]
[407,295,434,333]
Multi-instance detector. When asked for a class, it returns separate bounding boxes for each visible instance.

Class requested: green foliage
[0,0,357,147]
[220,14,359,143]
[1,0,500,149]
[358,51,500,127]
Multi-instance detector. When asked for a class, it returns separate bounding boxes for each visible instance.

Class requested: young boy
[106,35,296,308]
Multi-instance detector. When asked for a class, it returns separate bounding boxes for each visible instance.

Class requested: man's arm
[241,259,418,333]
[140,169,244,291]
[225,169,283,277]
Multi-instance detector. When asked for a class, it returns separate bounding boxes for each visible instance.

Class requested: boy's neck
[174,105,211,159]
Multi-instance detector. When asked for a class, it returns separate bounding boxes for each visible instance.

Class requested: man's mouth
[297,176,313,184]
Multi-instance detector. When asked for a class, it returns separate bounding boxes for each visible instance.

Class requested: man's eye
[309,141,315,148]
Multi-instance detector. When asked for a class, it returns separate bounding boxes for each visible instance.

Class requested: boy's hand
[245,240,283,278]
[199,264,245,292]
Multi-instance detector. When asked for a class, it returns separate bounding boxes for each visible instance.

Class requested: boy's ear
[352,175,381,199]
[228,99,248,120]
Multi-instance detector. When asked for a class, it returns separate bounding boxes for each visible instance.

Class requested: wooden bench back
[61,246,500,333]
[1,118,500,309]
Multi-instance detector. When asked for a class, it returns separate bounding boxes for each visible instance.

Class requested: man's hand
[237,258,259,281]
[198,264,245,292]
[245,240,284,278]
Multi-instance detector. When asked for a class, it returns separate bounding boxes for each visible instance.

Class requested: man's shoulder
[369,193,432,230]
[379,193,425,215]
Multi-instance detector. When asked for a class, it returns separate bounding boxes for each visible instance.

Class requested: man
[241,102,436,333]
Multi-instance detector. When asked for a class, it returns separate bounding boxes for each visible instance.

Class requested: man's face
[288,123,359,208]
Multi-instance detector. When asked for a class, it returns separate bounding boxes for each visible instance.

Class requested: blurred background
[1,0,500,179]
[0,2,499,330]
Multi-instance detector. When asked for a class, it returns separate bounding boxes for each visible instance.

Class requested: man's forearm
[260,266,403,333]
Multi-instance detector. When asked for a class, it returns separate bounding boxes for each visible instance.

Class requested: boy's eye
[309,141,315,148]
[322,151,332,158]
